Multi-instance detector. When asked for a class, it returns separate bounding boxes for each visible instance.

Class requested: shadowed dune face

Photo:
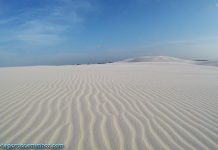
[195,61,218,67]
[0,62,218,150]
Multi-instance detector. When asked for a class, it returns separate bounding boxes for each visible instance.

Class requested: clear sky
[0,0,218,66]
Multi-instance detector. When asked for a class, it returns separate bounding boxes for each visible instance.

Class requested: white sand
[0,57,218,150]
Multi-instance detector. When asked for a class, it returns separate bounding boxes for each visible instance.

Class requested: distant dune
[0,56,218,150]
[118,56,218,67]
[117,56,193,63]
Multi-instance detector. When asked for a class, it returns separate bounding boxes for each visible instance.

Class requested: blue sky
[0,0,218,66]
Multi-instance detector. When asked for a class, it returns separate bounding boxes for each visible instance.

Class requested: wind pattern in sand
[0,62,218,150]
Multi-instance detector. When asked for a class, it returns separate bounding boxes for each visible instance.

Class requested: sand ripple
[0,63,218,150]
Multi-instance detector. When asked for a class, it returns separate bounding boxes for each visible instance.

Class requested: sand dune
[118,56,193,63]
[0,59,218,150]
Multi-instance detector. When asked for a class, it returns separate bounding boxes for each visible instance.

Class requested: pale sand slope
[0,59,218,150]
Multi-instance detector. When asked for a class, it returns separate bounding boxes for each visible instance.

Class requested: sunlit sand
[0,56,218,150]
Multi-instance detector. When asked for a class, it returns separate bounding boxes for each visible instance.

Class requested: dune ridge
[0,62,218,150]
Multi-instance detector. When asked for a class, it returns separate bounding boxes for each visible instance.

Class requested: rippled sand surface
[0,61,218,150]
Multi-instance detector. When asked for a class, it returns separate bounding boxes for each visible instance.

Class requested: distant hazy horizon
[0,0,218,67]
